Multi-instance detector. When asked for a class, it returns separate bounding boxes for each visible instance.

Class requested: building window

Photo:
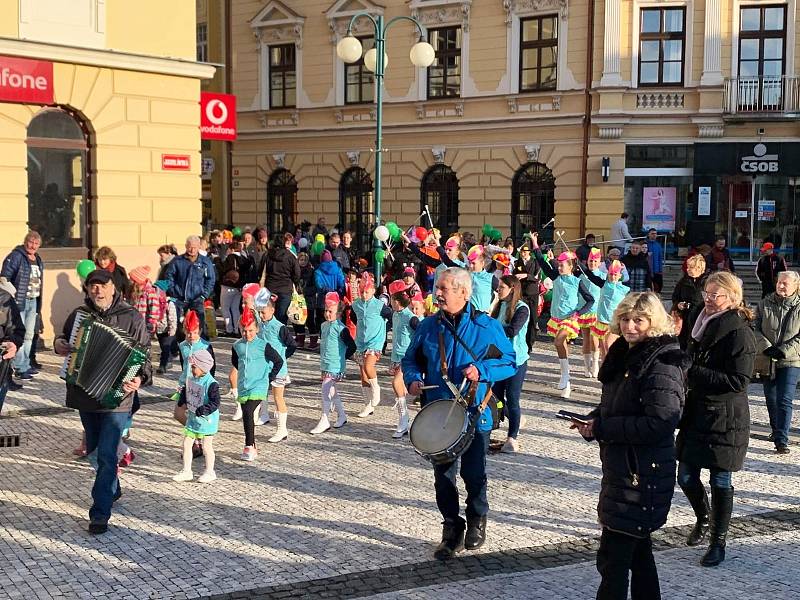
[427,27,461,99]
[267,169,297,235]
[511,163,555,244]
[26,109,89,253]
[421,165,459,237]
[340,167,374,251]
[738,5,786,109]
[639,7,685,86]
[197,23,208,63]
[345,36,375,104]
[520,15,558,92]
[269,44,296,109]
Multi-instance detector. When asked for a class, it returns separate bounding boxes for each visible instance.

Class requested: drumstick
[424,205,434,229]
[441,379,470,428]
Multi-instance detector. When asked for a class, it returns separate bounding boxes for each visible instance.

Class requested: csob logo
[740,143,779,173]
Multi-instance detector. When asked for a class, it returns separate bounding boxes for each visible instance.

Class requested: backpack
[156,287,167,323]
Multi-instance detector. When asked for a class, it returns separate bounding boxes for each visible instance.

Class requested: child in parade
[582,259,629,361]
[439,243,498,312]
[253,288,297,442]
[577,248,604,378]
[530,232,593,398]
[229,307,283,461]
[153,280,178,375]
[405,230,465,292]
[173,349,219,483]
[351,271,393,418]
[310,292,357,434]
[490,275,530,453]
[388,281,421,438]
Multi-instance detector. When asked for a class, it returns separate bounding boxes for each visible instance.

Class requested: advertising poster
[758,200,775,221]
[642,187,677,231]
[698,186,711,216]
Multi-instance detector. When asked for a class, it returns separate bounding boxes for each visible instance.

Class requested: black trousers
[522,295,538,351]
[596,528,660,600]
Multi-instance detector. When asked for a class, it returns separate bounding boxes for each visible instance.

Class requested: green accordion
[61,311,148,409]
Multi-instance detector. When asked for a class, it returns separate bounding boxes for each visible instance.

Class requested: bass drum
[409,399,476,465]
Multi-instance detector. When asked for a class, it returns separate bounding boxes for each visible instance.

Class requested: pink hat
[445,237,460,250]
[388,280,409,296]
[129,265,151,285]
[360,271,375,289]
[557,251,576,262]
[324,292,340,306]
[321,250,333,262]
[588,247,603,260]
[608,260,623,275]
[411,291,424,302]
[467,245,484,262]
[242,283,260,298]
[403,266,416,276]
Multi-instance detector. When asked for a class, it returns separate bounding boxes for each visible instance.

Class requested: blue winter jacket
[402,303,516,432]
[164,253,216,305]
[646,238,664,274]
[314,261,345,308]
[1,245,43,310]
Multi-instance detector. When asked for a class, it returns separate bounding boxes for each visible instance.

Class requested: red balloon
[415,227,428,241]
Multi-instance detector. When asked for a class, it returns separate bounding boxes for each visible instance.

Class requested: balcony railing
[724,76,800,115]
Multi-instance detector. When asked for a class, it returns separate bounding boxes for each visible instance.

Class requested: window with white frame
[345,36,375,104]
[428,27,462,98]
[269,44,297,109]
[638,7,686,86]
[520,15,558,91]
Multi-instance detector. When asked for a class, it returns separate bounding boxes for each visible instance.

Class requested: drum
[409,400,476,465]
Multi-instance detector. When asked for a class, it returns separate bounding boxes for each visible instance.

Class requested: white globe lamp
[337,35,363,63]
[409,41,435,68]
[363,48,388,72]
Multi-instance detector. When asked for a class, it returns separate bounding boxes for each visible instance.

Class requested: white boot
[256,400,271,425]
[392,397,409,439]
[310,414,331,435]
[368,377,381,407]
[232,403,242,421]
[582,354,592,378]
[332,394,347,428]
[557,358,570,390]
[357,386,374,417]
[268,412,288,443]
[561,382,571,398]
[591,351,600,378]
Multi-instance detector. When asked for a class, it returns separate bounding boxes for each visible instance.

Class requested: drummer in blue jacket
[402,267,516,561]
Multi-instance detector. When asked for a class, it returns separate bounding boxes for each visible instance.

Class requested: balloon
[490,229,502,242]
[374,225,390,242]
[415,227,428,242]
[315,234,325,242]
[375,248,386,263]
[232,226,242,237]
[386,221,398,234]
[311,240,325,256]
[481,223,493,236]
[390,228,402,242]
[76,259,95,280]
[297,237,309,249]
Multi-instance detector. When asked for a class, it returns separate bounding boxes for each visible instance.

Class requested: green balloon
[544,289,553,303]
[482,223,493,236]
[491,229,502,241]
[375,248,386,263]
[76,259,95,280]
[311,240,325,256]
[232,226,243,237]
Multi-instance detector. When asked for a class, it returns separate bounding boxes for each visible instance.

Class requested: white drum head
[410,400,467,455]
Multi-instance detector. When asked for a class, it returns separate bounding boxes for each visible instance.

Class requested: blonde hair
[610,292,675,337]
[686,254,706,271]
[704,271,754,320]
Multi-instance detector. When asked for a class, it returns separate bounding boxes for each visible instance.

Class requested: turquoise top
[184,372,219,436]
[320,319,347,374]
[232,337,272,400]
[497,299,530,366]
[390,307,416,363]
[258,316,288,377]
[353,297,387,352]
[471,271,494,312]
[580,269,604,314]
[597,280,629,324]
[178,338,211,387]
[434,258,465,288]
[551,275,581,319]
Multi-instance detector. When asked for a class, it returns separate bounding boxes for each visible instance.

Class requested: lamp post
[337,14,435,282]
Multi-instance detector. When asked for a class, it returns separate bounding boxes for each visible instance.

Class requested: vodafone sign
[0,56,53,105]
[200,92,236,141]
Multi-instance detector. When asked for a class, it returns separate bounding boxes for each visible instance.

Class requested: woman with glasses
[676,271,755,567]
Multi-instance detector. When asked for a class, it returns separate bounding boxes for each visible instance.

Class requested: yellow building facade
[0,0,214,337]
[226,0,800,264]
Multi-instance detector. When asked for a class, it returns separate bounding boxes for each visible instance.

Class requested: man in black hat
[54,269,151,534]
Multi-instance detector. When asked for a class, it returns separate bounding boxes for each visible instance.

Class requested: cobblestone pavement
[0,336,798,599]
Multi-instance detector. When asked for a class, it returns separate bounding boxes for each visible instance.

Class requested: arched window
[339,167,374,251]
[421,165,459,237]
[267,168,297,234]
[26,108,90,251]
[512,162,555,244]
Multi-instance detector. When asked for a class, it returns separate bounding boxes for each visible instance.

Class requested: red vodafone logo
[0,56,53,105]
[200,92,236,141]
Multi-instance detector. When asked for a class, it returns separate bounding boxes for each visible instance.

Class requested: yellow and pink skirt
[577,311,597,329]
[547,316,580,340]
[591,320,611,339]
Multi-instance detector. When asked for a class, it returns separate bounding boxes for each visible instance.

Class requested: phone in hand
[556,410,591,425]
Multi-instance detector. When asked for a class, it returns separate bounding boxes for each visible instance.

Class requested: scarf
[691,308,729,341]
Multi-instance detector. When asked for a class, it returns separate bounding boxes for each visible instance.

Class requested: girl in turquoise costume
[254,288,297,443]
[173,349,219,483]
[458,245,499,312]
[310,292,357,434]
[582,259,629,361]
[229,307,283,461]
[351,271,393,418]
[387,281,421,439]
[577,247,604,378]
[530,232,593,398]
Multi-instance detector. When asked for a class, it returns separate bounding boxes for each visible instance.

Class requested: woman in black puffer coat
[676,271,755,568]
[670,254,707,349]
[571,292,687,600]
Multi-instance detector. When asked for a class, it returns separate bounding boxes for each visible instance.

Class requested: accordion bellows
[60,310,147,409]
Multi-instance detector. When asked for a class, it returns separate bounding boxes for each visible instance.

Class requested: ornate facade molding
[325,0,384,43]
[524,144,541,163]
[431,146,447,164]
[346,150,361,166]
[636,92,685,109]
[259,111,299,128]
[250,1,305,49]
[334,108,377,123]
[698,124,724,138]
[597,125,623,139]
[410,0,472,32]
[416,101,464,119]
[507,95,561,113]
[272,153,286,169]
[503,0,568,25]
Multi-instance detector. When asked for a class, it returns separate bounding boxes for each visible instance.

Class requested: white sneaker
[198,470,217,483]
[172,470,193,482]
[310,414,331,435]
[500,437,519,453]
[232,403,242,421]
[357,401,374,417]
[241,446,257,461]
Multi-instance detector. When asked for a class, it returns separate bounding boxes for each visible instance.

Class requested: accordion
[60,310,148,409]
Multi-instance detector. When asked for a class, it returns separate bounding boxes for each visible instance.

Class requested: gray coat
[753,292,800,369]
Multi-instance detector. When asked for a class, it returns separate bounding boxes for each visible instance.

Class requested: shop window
[638,7,685,86]
[519,15,558,92]
[512,162,555,243]
[269,44,296,109]
[339,167,374,251]
[345,36,375,104]
[421,165,459,237]
[738,5,786,110]
[267,169,297,234]
[197,23,208,62]
[26,109,89,253]
[428,27,461,99]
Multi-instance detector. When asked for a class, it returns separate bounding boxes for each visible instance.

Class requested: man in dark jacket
[327,233,350,271]
[259,232,301,324]
[165,235,216,338]
[0,278,24,415]
[1,231,43,381]
[575,233,596,266]
[621,240,653,292]
[755,242,787,297]
[54,269,152,534]
[512,244,540,349]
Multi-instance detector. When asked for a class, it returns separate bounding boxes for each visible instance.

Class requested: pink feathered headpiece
[588,247,602,260]
[324,292,340,306]
[607,260,623,275]
[557,251,576,262]
[467,245,484,262]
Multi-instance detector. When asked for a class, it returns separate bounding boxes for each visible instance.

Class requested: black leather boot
[701,486,734,567]
[680,482,710,546]
[433,520,465,560]
[464,515,487,550]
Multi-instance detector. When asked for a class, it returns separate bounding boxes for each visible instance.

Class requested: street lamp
[336,14,435,281]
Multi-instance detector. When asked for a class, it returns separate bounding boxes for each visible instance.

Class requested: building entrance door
[722,178,753,262]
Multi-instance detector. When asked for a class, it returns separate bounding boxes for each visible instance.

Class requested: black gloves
[764,345,786,360]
